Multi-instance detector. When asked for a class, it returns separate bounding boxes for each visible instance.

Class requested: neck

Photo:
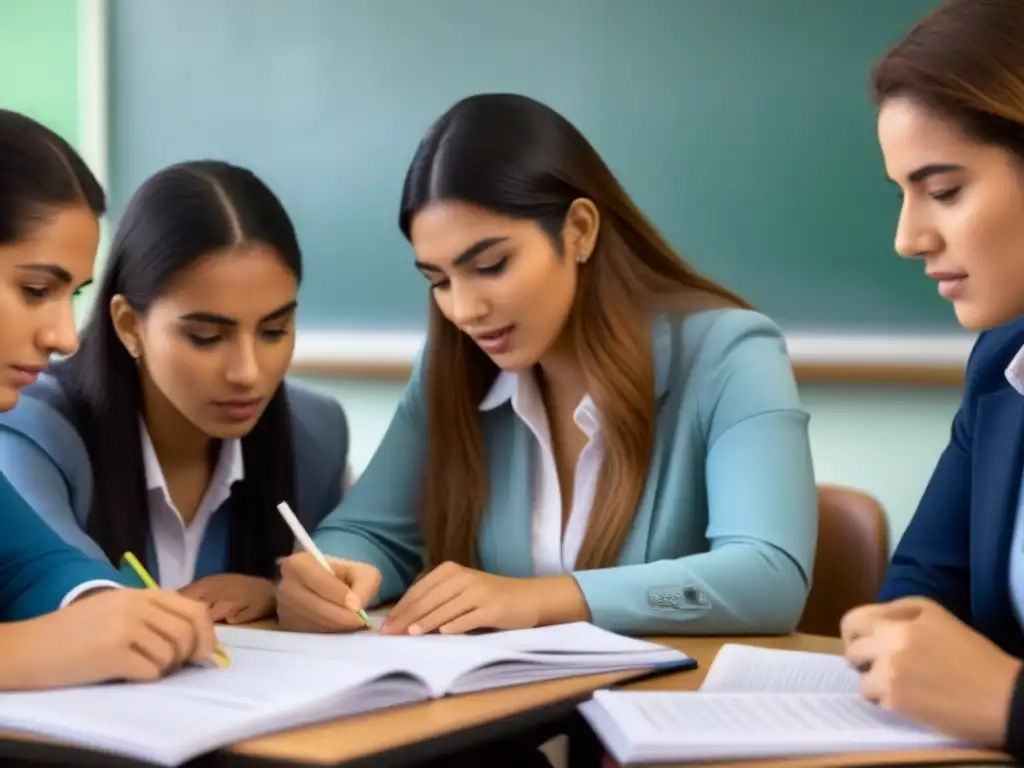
[139,371,215,470]
[536,333,588,414]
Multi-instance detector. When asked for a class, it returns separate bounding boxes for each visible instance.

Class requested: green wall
[0,0,80,143]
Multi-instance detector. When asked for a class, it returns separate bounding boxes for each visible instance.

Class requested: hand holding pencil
[275,502,382,633]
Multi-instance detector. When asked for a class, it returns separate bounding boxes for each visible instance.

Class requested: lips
[471,325,515,355]
[212,397,265,422]
[927,271,968,301]
[8,365,44,387]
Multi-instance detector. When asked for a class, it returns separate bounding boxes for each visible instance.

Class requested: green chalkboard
[109,0,949,333]
[0,0,80,143]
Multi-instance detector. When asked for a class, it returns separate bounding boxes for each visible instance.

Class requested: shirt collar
[478,370,601,437]
[1006,344,1024,396]
[139,419,245,497]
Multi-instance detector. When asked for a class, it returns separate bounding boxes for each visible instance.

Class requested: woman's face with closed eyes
[878,96,1024,330]
[409,199,597,371]
[111,244,298,439]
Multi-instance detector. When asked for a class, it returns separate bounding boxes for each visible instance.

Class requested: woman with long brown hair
[276,93,817,640]
[840,0,1024,757]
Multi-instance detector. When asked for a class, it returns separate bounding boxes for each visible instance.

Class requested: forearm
[533,575,591,626]
[0,619,60,691]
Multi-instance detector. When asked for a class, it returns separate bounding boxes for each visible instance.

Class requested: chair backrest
[798,484,890,637]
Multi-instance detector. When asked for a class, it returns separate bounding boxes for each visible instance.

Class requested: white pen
[276,501,372,629]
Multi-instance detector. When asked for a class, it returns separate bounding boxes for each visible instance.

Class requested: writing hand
[0,588,217,690]
[382,561,551,636]
[842,596,1022,747]
[276,552,381,632]
[179,573,276,624]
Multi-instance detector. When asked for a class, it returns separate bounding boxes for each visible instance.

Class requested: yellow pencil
[122,552,231,668]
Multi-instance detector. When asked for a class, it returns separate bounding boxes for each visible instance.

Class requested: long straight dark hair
[53,160,302,577]
[0,109,106,246]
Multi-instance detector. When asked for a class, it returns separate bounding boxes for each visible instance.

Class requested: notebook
[579,643,971,766]
[0,621,693,767]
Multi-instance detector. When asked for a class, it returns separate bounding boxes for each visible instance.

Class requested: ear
[109,295,143,360]
[562,198,600,264]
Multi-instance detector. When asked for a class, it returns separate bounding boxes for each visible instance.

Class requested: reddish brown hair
[872,0,1024,158]
[399,93,751,572]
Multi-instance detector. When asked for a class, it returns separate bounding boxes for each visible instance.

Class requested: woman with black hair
[0,108,217,686]
[0,159,351,625]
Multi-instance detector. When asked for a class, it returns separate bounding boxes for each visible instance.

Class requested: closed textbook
[0,621,693,766]
[579,644,969,765]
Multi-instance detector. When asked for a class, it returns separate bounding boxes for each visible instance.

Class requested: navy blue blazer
[879,316,1024,656]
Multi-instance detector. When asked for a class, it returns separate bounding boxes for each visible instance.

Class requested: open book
[579,643,971,766]
[0,621,693,767]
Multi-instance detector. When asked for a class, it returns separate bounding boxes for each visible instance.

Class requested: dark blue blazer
[879,316,1024,656]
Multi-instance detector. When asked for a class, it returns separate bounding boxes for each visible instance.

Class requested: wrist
[532,576,591,627]
[0,618,60,690]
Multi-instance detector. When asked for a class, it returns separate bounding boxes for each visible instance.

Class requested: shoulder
[284,380,347,434]
[670,308,790,379]
[0,373,82,450]
[283,379,349,466]
[961,317,1024,399]
[656,308,801,435]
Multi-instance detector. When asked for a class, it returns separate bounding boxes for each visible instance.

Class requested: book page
[700,644,860,694]
[580,691,963,764]
[458,621,691,658]
[0,647,426,766]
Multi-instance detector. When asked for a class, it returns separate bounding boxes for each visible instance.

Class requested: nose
[894,202,942,260]
[448,280,488,328]
[39,299,80,357]
[224,337,260,389]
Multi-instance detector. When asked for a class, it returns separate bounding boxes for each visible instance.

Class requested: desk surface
[221,633,841,767]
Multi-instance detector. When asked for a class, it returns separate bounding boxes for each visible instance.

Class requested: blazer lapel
[974,388,1024,652]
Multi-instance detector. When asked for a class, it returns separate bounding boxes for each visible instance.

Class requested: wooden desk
[218,634,839,767]
[4,632,1001,768]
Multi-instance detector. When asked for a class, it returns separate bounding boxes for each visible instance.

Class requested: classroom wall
[0,0,960,552]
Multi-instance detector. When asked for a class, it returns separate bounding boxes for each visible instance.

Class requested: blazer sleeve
[0,428,111,564]
[572,311,818,635]
[312,359,427,604]
[875,336,983,620]
[0,469,121,622]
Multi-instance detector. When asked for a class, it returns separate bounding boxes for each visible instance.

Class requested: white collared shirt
[478,370,603,575]
[140,421,245,590]
[59,424,244,605]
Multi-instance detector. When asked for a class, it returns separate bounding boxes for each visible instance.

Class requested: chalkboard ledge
[288,330,974,388]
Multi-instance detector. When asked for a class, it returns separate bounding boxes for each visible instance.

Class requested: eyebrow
[16,263,75,284]
[414,236,508,272]
[907,163,964,183]
[179,300,298,326]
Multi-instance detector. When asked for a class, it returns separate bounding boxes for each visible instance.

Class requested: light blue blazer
[314,309,818,636]
[0,374,349,581]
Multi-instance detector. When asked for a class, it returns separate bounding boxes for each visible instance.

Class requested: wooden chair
[797,484,890,637]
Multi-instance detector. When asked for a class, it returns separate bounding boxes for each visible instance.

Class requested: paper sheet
[700,643,860,694]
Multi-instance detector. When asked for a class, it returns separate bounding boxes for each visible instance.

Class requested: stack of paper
[0,621,694,766]
[579,643,968,765]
